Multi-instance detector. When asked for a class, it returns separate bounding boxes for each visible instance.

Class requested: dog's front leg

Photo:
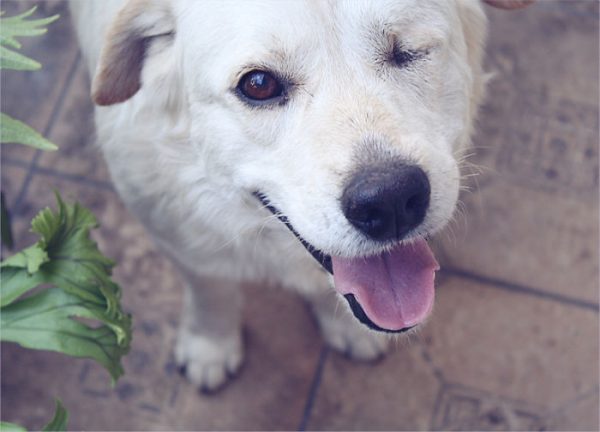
[174,272,244,392]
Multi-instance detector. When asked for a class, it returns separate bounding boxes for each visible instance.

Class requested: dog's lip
[253,191,333,274]
[252,191,418,334]
[344,294,416,334]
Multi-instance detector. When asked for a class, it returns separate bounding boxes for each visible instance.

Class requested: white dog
[70,0,531,391]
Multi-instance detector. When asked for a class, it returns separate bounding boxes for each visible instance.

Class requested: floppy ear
[483,0,535,10]
[92,0,175,106]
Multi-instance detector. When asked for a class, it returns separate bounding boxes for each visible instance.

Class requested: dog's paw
[318,314,390,361]
[175,330,243,392]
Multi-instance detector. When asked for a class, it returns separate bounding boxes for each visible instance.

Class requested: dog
[70,0,532,391]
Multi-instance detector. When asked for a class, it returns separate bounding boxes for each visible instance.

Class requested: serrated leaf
[0,113,58,150]
[42,400,68,431]
[0,44,40,70]
[0,194,132,383]
[0,422,27,432]
[0,265,45,307]
[1,288,130,382]
[1,243,49,274]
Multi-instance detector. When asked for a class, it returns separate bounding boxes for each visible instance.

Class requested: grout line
[30,166,114,192]
[297,346,329,431]
[12,52,82,216]
[442,267,599,312]
[1,157,30,170]
[0,155,34,170]
[428,381,448,431]
[419,343,445,385]
[3,143,114,193]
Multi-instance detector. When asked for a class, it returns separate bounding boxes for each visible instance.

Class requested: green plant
[0,7,132,431]
[1,193,132,380]
[0,7,58,151]
[1,6,58,250]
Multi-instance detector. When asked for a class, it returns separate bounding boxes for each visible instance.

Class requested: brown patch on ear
[92,31,146,105]
[92,0,174,106]
[483,0,535,10]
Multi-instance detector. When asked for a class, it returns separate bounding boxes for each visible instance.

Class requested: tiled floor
[1,1,598,431]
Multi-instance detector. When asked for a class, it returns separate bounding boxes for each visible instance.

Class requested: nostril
[405,194,421,214]
[404,187,429,215]
[347,205,388,235]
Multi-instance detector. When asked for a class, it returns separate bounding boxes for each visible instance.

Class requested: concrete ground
[1,1,598,430]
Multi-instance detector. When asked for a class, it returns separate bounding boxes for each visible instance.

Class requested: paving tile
[1,0,79,163]
[431,384,546,431]
[546,389,600,432]
[422,275,599,430]
[37,61,112,183]
[485,1,598,105]
[436,1,599,303]
[306,342,440,430]
[1,344,82,430]
[2,173,323,430]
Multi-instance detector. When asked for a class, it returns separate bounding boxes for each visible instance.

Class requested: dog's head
[92,0,532,333]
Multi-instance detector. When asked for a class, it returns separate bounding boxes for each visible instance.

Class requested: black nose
[341,162,430,241]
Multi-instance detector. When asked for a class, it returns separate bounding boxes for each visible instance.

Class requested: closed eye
[390,45,425,68]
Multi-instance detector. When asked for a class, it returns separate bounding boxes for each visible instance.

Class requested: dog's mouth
[253,192,439,334]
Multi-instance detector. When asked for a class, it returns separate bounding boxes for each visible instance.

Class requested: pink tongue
[331,239,439,330]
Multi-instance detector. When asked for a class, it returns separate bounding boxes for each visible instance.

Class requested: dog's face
[92,0,524,332]
[176,0,484,255]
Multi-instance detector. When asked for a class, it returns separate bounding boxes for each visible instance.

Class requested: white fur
[71,0,487,390]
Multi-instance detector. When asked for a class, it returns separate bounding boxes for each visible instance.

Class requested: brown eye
[238,70,283,102]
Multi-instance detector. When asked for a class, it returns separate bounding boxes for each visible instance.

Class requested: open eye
[238,70,284,102]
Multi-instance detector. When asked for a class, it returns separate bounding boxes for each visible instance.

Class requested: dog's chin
[253,191,438,334]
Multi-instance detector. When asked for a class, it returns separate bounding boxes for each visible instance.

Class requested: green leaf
[0,45,40,70]
[0,7,59,47]
[1,244,49,274]
[42,400,68,431]
[0,422,27,432]
[0,194,132,383]
[0,266,45,308]
[1,191,14,249]
[1,288,130,379]
[0,113,58,150]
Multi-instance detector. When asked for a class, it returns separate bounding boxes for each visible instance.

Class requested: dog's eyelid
[233,84,290,109]
[235,91,289,109]
[234,65,295,87]
[389,45,429,68]
[383,32,433,68]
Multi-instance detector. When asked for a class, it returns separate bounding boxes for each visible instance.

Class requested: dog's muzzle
[253,191,414,334]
